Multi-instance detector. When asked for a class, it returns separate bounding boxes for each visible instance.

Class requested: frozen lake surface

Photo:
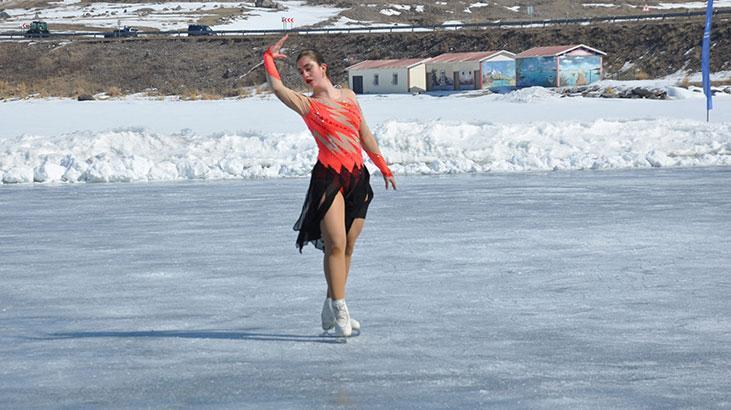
[1,167,729,408]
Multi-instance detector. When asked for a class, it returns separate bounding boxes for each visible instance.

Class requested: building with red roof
[346,58,432,94]
[425,50,516,92]
[515,44,607,88]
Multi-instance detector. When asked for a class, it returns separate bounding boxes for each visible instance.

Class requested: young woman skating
[263,35,396,337]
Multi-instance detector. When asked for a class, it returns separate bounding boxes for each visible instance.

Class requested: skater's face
[297,56,327,89]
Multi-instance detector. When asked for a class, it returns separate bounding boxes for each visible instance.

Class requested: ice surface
[0,167,729,407]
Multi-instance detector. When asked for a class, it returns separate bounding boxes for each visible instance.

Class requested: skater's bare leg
[325,217,364,298]
[345,218,365,278]
[321,193,347,301]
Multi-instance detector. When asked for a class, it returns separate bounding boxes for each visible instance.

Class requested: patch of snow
[632,1,731,9]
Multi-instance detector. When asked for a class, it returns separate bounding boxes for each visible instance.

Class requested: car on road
[104,26,139,38]
[187,24,216,36]
[24,21,50,38]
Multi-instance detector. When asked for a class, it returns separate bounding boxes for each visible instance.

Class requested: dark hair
[296,49,328,78]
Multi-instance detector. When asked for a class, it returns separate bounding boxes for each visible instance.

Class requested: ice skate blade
[320,329,360,342]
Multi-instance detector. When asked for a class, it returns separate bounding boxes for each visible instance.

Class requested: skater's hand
[384,175,397,190]
[268,34,289,60]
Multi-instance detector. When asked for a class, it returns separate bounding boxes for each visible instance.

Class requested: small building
[426,51,516,92]
[346,58,430,94]
[515,44,606,88]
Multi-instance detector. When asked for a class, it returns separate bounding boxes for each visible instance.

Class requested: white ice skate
[321,297,360,332]
[321,297,335,330]
[331,299,352,337]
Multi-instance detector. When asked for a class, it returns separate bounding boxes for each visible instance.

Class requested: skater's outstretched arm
[264,34,310,116]
[344,89,397,190]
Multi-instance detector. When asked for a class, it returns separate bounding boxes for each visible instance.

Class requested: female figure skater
[263,35,396,337]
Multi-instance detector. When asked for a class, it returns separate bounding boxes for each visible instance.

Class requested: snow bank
[2,119,729,184]
[378,119,731,174]
[561,80,731,100]
[494,86,558,103]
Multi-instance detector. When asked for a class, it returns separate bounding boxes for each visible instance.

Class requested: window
[373,74,379,86]
[392,73,398,85]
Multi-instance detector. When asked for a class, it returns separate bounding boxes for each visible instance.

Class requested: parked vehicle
[187,24,216,36]
[104,26,138,38]
[24,21,50,38]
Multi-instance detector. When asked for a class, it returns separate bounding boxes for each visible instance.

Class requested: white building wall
[348,68,409,94]
[408,64,427,92]
[566,49,594,56]
[486,55,514,62]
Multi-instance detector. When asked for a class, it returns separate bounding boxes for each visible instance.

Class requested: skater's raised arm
[264,34,310,116]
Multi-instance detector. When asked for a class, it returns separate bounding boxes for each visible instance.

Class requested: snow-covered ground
[1,0,730,32]
[587,1,731,9]
[0,84,729,183]
[651,1,731,9]
[0,0,344,31]
[0,167,729,407]
[210,1,344,31]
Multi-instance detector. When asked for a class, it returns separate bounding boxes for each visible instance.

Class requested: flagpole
[702,0,714,122]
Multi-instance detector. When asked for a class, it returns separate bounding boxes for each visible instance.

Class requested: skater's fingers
[384,175,396,190]
[382,176,395,190]
[268,35,288,54]
[275,34,288,47]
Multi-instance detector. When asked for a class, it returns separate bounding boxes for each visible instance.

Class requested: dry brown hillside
[0,17,729,98]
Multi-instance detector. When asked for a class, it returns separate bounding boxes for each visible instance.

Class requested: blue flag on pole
[702,0,714,120]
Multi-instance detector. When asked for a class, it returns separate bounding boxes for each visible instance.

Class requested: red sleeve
[263,48,281,80]
[367,152,393,177]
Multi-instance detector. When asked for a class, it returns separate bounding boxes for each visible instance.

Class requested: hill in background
[0,12,729,99]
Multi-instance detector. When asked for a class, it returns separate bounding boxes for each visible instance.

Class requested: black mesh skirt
[294,161,374,252]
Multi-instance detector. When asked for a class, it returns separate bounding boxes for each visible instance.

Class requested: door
[453,71,460,91]
[352,76,363,94]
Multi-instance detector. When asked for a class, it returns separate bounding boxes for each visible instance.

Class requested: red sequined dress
[263,49,392,252]
[293,97,374,251]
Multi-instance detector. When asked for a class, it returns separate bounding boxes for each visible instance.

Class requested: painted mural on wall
[481,60,516,90]
[429,68,476,90]
[558,55,602,86]
[458,70,475,89]
[429,69,453,90]
[517,57,556,88]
